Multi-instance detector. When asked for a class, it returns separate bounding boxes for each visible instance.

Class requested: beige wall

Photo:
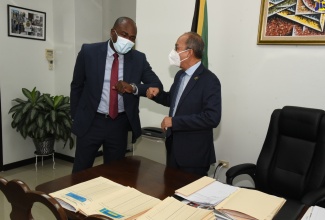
[0,0,104,163]
[135,0,325,182]
[0,0,55,164]
[102,0,136,41]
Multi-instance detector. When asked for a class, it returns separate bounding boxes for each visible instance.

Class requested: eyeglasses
[174,46,191,52]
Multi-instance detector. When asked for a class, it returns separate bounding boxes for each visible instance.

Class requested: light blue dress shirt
[172,61,201,116]
[97,41,125,114]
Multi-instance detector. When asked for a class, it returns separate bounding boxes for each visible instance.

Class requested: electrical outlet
[218,160,229,168]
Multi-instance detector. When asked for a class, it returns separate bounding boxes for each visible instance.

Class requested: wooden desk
[35,156,307,220]
[36,156,200,219]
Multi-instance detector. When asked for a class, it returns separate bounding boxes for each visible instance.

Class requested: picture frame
[7,5,46,41]
[257,0,325,45]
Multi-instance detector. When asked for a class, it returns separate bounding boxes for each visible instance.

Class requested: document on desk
[80,187,161,219]
[176,176,216,197]
[215,188,286,220]
[175,176,239,205]
[50,176,161,219]
[301,206,325,220]
[137,196,215,220]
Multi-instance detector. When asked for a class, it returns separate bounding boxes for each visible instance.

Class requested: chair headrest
[279,106,325,141]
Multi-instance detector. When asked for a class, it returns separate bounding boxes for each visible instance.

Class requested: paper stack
[137,197,215,220]
[175,176,286,220]
[301,206,325,220]
[50,176,160,219]
[175,176,239,206]
[215,188,286,220]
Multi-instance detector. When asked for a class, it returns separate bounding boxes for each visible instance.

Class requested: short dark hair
[184,32,204,59]
[113,17,136,28]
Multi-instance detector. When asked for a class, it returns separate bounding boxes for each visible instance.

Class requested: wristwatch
[130,83,138,94]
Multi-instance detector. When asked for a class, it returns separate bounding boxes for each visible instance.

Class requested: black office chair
[226,106,325,220]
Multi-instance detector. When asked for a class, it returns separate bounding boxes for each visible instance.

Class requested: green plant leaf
[8,104,23,114]
[43,94,54,107]
[36,102,46,109]
[36,114,44,128]
[45,120,51,133]
[11,121,17,128]
[63,96,70,103]
[21,124,28,139]
[13,111,23,124]
[12,98,27,104]
[29,108,38,121]
[29,88,40,104]
[57,111,67,117]
[9,88,74,149]
[62,118,72,128]
[27,123,37,134]
[22,102,32,114]
[57,103,70,110]
[50,110,56,122]
[22,88,33,101]
[53,95,64,109]
[69,136,74,149]
[34,90,41,102]
[21,130,27,139]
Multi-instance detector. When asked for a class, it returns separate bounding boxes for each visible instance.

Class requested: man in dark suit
[147,32,221,176]
[70,17,162,173]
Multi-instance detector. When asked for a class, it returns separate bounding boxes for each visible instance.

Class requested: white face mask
[112,30,135,54]
[168,49,190,67]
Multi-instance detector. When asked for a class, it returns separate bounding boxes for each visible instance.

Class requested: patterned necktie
[169,72,186,117]
[109,53,119,119]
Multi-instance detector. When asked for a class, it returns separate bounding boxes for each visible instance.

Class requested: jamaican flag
[191,0,208,68]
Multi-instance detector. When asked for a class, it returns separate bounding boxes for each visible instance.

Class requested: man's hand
[113,81,133,93]
[161,116,172,132]
[146,87,159,99]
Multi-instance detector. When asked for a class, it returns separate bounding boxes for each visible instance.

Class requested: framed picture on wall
[7,5,46,41]
[257,0,325,45]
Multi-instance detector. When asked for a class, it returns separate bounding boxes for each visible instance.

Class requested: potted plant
[8,87,74,154]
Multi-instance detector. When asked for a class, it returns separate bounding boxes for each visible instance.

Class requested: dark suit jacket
[70,42,162,142]
[154,64,221,167]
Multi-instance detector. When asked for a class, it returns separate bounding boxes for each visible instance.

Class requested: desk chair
[226,106,325,219]
[0,177,113,220]
[0,176,67,220]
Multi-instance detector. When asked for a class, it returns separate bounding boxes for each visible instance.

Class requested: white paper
[176,181,239,205]
[302,206,325,220]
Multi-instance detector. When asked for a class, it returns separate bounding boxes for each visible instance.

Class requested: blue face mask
[112,30,135,54]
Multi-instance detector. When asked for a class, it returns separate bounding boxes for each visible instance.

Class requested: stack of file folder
[50,176,287,220]
[175,176,286,220]
[50,176,215,219]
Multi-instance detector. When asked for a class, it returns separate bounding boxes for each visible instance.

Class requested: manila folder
[215,188,286,220]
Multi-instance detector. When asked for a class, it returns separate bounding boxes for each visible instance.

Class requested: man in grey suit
[70,17,162,173]
[147,32,221,176]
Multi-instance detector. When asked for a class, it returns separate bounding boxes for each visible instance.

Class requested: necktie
[109,53,119,119]
[169,72,186,117]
